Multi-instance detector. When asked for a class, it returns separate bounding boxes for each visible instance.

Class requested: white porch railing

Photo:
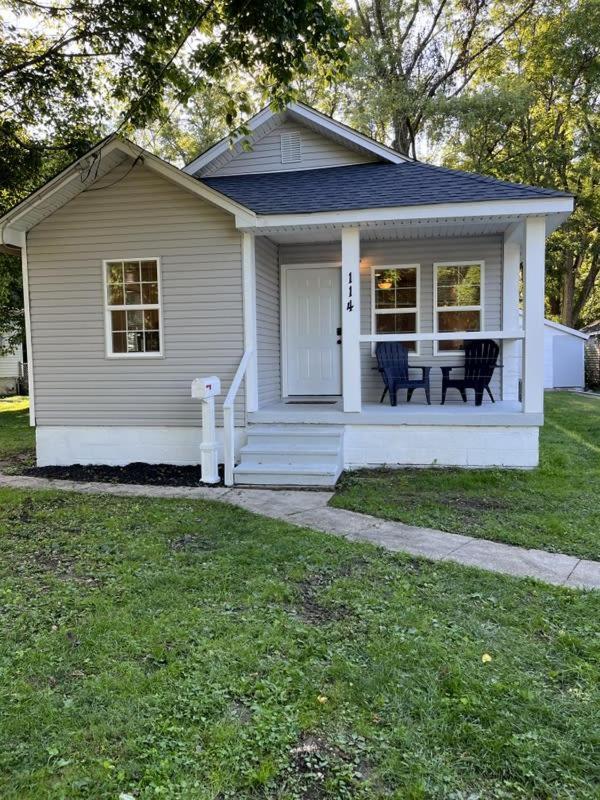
[223,348,254,486]
[353,330,526,410]
[358,330,525,344]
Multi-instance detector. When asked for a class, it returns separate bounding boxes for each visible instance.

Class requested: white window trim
[102,257,164,359]
[433,260,485,356]
[371,264,420,355]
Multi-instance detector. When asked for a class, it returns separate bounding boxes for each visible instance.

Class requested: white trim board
[238,198,574,233]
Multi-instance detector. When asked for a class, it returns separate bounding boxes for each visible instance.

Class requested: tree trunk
[560,254,575,327]
[547,293,560,318]
[573,251,600,326]
[392,114,415,157]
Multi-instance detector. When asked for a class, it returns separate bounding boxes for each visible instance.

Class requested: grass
[333,392,600,561]
[0,396,599,797]
[0,487,599,799]
[0,395,35,470]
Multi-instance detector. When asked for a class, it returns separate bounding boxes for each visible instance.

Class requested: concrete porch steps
[233,424,344,487]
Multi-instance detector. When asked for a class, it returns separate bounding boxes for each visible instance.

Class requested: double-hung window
[434,261,483,352]
[104,258,162,356]
[372,265,419,353]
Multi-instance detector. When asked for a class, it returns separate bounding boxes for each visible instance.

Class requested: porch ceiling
[262,215,523,245]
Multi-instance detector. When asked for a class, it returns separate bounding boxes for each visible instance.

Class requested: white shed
[517,314,589,389]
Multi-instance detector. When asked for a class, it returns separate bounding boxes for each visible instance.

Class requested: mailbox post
[191,376,221,484]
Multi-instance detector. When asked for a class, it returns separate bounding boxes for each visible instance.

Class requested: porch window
[372,265,419,353]
[104,258,162,356]
[434,261,483,353]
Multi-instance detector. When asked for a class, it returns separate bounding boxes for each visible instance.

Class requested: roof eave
[286,102,408,164]
[0,138,256,245]
[234,196,575,231]
[544,319,589,339]
[0,133,120,244]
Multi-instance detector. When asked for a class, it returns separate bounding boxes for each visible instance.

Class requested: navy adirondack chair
[441,339,500,406]
[376,342,431,406]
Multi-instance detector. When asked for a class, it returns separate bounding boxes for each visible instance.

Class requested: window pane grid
[435,263,482,353]
[373,266,419,353]
[105,259,161,355]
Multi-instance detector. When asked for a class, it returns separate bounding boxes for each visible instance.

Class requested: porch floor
[249,398,542,427]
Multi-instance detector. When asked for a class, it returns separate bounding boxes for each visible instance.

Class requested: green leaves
[439,0,600,326]
[0,0,350,352]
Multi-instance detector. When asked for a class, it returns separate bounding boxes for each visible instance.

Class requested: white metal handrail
[359,329,524,344]
[223,348,253,486]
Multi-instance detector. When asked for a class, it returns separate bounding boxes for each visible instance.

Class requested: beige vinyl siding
[27,164,244,427]
[255,236,280,406]
[206,121,377,177]
[279,235,502,403]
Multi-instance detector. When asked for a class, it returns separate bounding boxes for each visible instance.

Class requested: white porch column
[522,216,546,414]
[341,227,361,412]
[502,226,522,402]
[242,231,258,413]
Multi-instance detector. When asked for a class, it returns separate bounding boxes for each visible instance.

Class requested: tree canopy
[1,0,348,209]
[0,0,349,352]
[301,0,599,327]
[1,0,598,349]
[439,0,600,326]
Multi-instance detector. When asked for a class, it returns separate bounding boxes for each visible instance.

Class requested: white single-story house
[0,102,575,485]
[515,314,589,390]
[0,338,23,395]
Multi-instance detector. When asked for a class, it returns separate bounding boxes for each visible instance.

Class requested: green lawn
[0,487,599,799]
[333,392,600,561]
[0,395,35,470]
[0,395,599,797]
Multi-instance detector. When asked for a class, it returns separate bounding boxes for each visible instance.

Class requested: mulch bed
[22,462,223,487]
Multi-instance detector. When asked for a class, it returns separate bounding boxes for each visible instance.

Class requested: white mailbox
[191,376,222,484]
[191,375,221,399]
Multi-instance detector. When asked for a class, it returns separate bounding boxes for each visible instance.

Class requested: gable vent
[280,131,302,163]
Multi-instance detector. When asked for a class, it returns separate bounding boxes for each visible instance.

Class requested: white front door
[284,266,342,395]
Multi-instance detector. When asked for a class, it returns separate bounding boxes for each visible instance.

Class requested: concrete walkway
[1,472,598,591]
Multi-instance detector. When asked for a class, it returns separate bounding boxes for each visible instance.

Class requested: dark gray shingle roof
[201,161,571,215]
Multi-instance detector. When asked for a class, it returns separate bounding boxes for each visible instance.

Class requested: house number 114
[346,271,354,312]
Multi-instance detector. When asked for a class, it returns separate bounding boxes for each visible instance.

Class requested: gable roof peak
[183,100,410,177]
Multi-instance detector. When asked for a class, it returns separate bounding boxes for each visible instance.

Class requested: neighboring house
[0,338,23,395]
[583,321,600,337]
[582,321,600,388]
[515,314,589,389]
[0,102,574,485]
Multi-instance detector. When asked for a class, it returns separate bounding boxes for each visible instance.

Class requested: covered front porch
[243,213,553,420]
[219,196,571,484]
